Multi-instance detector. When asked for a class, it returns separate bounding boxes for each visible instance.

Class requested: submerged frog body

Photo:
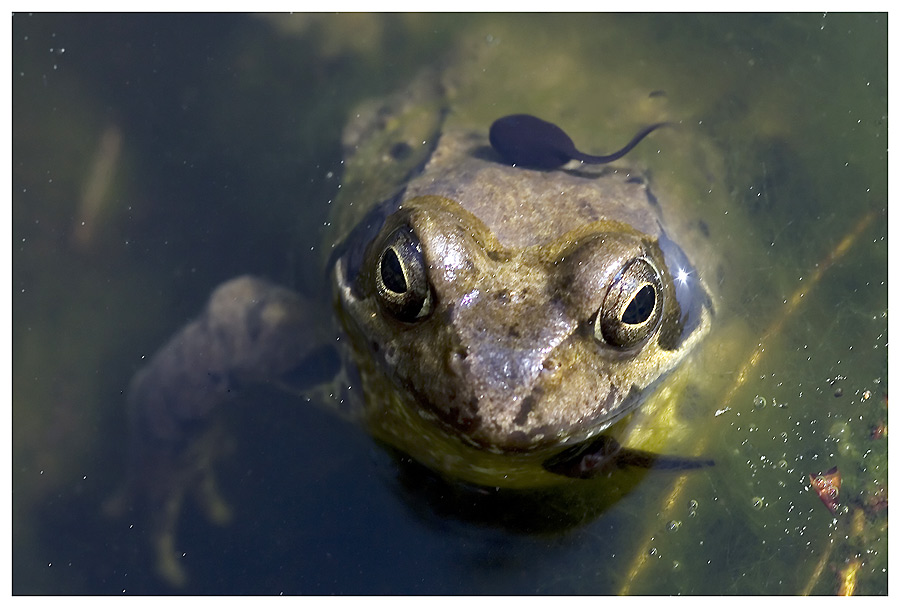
[110,68,714,586]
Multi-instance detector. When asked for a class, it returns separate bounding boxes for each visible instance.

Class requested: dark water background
[12,13,887,594]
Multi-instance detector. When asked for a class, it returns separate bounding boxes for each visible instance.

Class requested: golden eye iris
[374,225,434,322]
[596,258,664,348]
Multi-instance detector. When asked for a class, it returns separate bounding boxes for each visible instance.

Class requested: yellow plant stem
[618,210,876,595]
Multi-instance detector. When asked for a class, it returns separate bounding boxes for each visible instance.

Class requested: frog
[107,44,718,587]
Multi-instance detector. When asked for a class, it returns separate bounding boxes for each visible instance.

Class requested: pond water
[12,13,887,595]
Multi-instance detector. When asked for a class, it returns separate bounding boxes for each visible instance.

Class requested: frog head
[334,128,713,458]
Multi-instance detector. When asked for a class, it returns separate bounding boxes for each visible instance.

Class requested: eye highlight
[595,257,664,348]
[374,225,434,322]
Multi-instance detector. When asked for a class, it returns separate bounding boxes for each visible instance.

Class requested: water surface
[12,13,886,595]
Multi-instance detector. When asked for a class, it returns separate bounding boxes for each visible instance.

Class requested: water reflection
[12,13,886,595]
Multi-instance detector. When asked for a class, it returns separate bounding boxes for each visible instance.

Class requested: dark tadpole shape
[543,435,714,479]
[489,113,669,169]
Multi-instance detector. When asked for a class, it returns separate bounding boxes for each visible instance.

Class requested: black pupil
[380,248,407,293]
[622,285,655,325]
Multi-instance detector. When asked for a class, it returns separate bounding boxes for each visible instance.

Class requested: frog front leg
[107,275,337,586]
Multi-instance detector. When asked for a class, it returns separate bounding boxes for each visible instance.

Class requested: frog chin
[392,378,639,455]
[394,339,650,454]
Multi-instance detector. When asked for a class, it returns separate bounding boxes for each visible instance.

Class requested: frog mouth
[401,369,644,454]
[404,318,651,453]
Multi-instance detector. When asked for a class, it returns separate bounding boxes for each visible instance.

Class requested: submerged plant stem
[618,210,876,595]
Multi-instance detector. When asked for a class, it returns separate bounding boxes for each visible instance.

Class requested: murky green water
[12,13,886,595]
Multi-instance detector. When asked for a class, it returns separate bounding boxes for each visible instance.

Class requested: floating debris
[688,500,699,518]
[863,488,887,515]
[809,466,841,513]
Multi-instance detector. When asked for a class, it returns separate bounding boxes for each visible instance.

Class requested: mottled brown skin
[334,128,713,478]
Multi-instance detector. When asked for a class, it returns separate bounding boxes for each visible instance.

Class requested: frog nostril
[447,348,470,378]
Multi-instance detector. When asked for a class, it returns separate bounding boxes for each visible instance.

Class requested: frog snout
[445,299,572,401]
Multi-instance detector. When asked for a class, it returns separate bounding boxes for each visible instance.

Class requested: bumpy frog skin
[111,70,714,587]
[335,129,712,462]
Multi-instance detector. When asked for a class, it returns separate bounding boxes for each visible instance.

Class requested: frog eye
[374,225,434,322]
[595,258,664,348]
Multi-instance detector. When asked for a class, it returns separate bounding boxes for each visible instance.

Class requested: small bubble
[753,395,767,409]
[834,387,843,398]
[752,496,765,510]
[649,547,658,556]
[672,560,681,571]
[667,520,682,532]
